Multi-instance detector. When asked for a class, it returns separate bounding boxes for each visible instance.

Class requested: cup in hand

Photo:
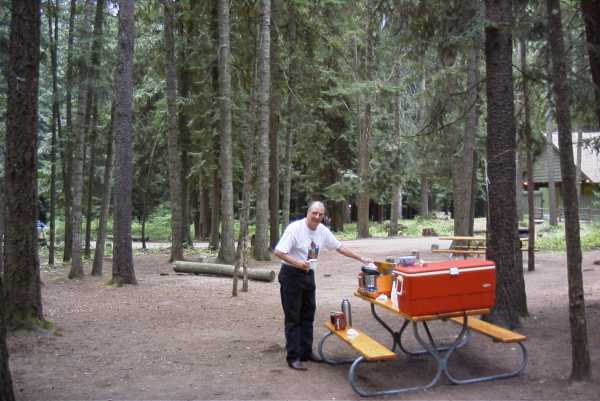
[308,259,318,270]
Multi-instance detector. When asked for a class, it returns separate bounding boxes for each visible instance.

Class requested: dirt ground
[7,236,600,400]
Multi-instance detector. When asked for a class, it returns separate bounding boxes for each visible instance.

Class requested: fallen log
[173,261,276,282]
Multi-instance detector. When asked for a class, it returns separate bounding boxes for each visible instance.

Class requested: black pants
[278,264,316,363]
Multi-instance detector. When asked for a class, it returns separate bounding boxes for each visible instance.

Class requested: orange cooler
[394,259,496,316]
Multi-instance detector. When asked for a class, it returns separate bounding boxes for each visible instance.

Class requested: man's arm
[336,245,372,264]
[273,249,310,271]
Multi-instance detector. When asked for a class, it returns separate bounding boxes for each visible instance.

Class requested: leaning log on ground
[173,261,275,282]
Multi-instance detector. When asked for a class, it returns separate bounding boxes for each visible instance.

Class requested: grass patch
[42,206,600,255]
[332,217,455,240]
[535,221,600,251]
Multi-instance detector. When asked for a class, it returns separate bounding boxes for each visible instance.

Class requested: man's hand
[298,260,311,271]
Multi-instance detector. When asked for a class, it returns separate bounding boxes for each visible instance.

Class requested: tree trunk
[198,175,210,240]
[268,0,282,249]
[217,0,235,264]
[330,200,345,232]
[254,0,272,260]
[208,0,221,252]
[519,37,536,273]
[453,37,480,236]
[420,174,429,217]
[484,0,523,328]
[356,6,376,239]
[0,175,5,275]
[234,49,259,296]
[138,128,161,252]
[193,185,201,240]
[0,273,15,400]
[69,0,94,279]
[576,129,582,201]
[5,0,44,328]
[281,3,296,233]
[83,0,106,260]
[526,146,536,272]
[47,0,60,266]
[389,185,402,236]
[389,64,402,237]
[84,100,98,259]
[63,0,77,263]
[545,73,558,225]
[177,11,193,249]
[111,0,136,286]
[163,1,184,263]
[92,104,115,276]
[546,0,591,380]
[209,166,221,251]
[581,0,600,128]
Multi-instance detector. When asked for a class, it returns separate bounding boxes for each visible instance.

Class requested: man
[274,201,371,371]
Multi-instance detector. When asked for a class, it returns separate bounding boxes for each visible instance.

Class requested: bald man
[274,201,371,371]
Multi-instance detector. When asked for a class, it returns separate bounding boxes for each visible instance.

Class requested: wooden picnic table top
[354,291,490,322]
[438,236,486,241]
[438,235,528,242]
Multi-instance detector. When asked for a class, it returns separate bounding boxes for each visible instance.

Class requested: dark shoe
[287,359,307,371]
[301,352,323,363]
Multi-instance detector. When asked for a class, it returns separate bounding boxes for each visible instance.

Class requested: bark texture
[62,0,77,263]
[177,8,194,248]
[268,0,281,249]
[519,37,536,272]
[0,176,4,275]
[83,0,106,259]
[163,1,184,262]
[389,64,402,236]
[356,5,376,238]
[545,102,558,225]
[281,3,296,232]
[0,274,15,400]
[453,36,480,236]
[420,174,429,217]
[546,0,591,381]
[47,0,60,266]
[217,0,235,263]
[233,38,259,296]
[198,176,210,240]
[254,0,272,260]
[581,0,600,127]
[111,0,136,285]
[69,1,94,279]
[4,0,44,328]
[484,0,523,328]
[92,104,114,276]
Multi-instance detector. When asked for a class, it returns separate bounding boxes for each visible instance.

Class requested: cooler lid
[395,258,495,277]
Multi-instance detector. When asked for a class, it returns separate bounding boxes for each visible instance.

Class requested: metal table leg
[348,355,443,397]
[410,315,470,388]
[369,304,469,357]
[318,331,356,365]
[444,341,528,384]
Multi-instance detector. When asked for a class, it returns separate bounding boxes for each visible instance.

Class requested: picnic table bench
[434,236,533,258]
[320,321,395,362]
[319,292,528,396]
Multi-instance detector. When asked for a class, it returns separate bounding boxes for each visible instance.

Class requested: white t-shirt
[275,219,341,269]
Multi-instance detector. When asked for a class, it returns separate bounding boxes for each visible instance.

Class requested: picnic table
[318,291,527,397]
[432,235,530,258]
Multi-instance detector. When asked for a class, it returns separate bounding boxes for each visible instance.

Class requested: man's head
[305,201,325,229]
